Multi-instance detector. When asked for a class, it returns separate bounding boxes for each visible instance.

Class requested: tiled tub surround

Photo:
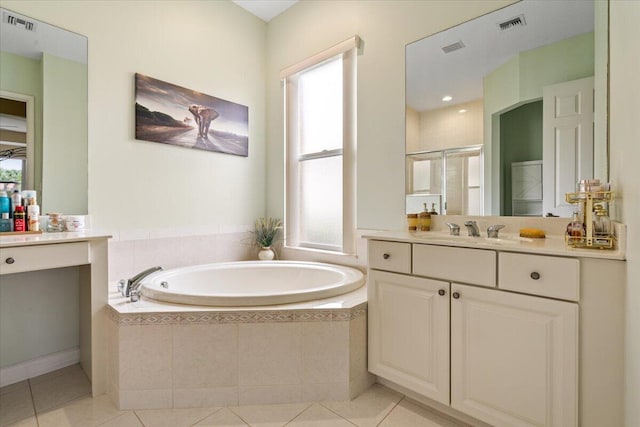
[106,285,374,410]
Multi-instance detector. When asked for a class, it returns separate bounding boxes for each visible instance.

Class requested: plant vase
[258,246,275,261]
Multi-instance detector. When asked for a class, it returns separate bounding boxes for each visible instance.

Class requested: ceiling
[232,0,298,22]
[406,0,595,112]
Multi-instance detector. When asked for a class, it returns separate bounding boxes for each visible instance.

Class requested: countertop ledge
[0,230,112,248]
[363,230,626,260]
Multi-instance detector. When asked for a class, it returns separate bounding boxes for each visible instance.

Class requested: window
[283,37,358,253]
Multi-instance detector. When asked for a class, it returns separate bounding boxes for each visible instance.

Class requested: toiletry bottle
[27,198,40,231]
[13,206,26,232]
[407,213,418,232]
[429,203,439,215]
[11,190,22,218]
[418,203,431,231]
[593,206,611,238]
[566,211,585,239]
[0,191,10,217]
[0,212,13,232]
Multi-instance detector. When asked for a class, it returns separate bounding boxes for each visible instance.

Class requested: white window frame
[282,36,359,254]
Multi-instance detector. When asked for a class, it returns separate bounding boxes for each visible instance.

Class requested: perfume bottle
[566,212,585,238]
[593,206,611,237]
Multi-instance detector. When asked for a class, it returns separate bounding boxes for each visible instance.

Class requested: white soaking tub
[140,260,365,306]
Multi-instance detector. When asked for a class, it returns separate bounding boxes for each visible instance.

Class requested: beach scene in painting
[135,73,249,156]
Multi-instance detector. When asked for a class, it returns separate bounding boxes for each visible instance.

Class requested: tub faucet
[123,266,162,298]
[464,221,480,237]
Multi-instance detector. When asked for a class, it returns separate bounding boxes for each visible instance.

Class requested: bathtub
[140,260,365,306]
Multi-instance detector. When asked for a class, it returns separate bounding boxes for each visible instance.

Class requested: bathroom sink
[414,232,534,246]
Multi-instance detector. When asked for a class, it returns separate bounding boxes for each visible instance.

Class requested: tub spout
[125,266,162,297]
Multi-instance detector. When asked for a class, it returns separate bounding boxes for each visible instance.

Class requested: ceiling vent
[441,40,465,54]
[497,14,526,31]
[3,12,36,31]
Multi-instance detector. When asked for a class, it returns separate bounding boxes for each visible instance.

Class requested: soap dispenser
[429,203,439,215]
[418,203,431,231]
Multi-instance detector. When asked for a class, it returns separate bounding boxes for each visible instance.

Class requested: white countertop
[0,230,112,248]
[363,230,626,260]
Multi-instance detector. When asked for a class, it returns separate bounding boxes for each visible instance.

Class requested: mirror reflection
[406,0,608,217]
[0,8,88,214]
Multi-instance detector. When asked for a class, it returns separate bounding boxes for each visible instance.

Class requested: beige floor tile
[286,404,354,427]
[98,412,144,427]
[30,363,91,413]
[229,403,310,427]
[193,408,249,426]
[0,383,35,427]
[379,399,468,427]
[36,394,125,427]
[2,416,38,427]
[134,407,219,427]
[320,384,402,427]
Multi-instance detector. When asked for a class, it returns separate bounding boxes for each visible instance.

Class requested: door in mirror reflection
[444,148,481,215]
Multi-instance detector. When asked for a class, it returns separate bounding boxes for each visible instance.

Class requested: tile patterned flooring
[0,364,469,427]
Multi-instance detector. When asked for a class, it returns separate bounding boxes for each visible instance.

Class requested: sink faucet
[121,266,163,298]
[487,224,506,238]
[446,223,460,236]
[464,221,480,237]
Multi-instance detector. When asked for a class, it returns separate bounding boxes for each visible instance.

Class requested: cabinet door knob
[452,292,460,299]
[5,257,15,265]
[438,289,446,296]
[383,253,390,259]
[530,272,541,280]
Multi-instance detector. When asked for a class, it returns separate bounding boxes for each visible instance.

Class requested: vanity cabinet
[368,240,580,427]
[368,270,450,404]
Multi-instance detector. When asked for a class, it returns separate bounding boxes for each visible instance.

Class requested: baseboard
[0,347,80,387]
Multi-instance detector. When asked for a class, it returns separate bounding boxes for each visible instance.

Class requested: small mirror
[0,8,88,214]
[406,0,608,217]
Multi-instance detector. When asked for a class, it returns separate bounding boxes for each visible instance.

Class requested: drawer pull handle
[530,272,541,280]
[438,289,446,296]
[452,292,460,299]
[383,253,390,260]
[5,257,15,265]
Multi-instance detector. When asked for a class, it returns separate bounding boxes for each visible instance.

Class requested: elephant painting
[189,104,220,138]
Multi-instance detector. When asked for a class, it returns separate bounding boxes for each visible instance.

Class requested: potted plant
[253,217,282,260]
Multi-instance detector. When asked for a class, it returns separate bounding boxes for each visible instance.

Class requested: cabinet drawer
[413,244,496,287]
[0,242,90,275]
[499,252,579,301]
[368,240,411,274]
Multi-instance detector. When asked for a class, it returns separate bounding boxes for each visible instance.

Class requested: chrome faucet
[446,223,460,236]
[464,221,480,237]
[120,266,163,299]
[487,224,506,238]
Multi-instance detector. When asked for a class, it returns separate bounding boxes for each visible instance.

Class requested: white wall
[2,0,267,234]
[609,2,640,426]
[265,0,513,230]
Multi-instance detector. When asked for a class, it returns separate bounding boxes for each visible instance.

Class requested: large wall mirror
[0,8,87,214]
[406,0,608,217]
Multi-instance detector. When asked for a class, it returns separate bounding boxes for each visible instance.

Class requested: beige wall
[609,2,640,426]
[2,0,267,233]
[266,0,513,229]
[405,106,420,153]
[418,99,483,152]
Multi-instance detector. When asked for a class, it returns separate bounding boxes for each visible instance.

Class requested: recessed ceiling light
[458,109,467,113]
[442,95,453,102]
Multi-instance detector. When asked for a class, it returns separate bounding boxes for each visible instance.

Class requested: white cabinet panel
[451,283,578,427]
[368,270,450,404]
[368,240,411,274]
[0,242,90,275]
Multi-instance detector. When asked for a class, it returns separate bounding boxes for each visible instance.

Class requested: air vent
[3,12,36,31]
[497,14,526,31]
[441,40,465,54]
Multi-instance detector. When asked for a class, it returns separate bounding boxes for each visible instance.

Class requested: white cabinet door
[450,283,578,427]
[368,270,450,404]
